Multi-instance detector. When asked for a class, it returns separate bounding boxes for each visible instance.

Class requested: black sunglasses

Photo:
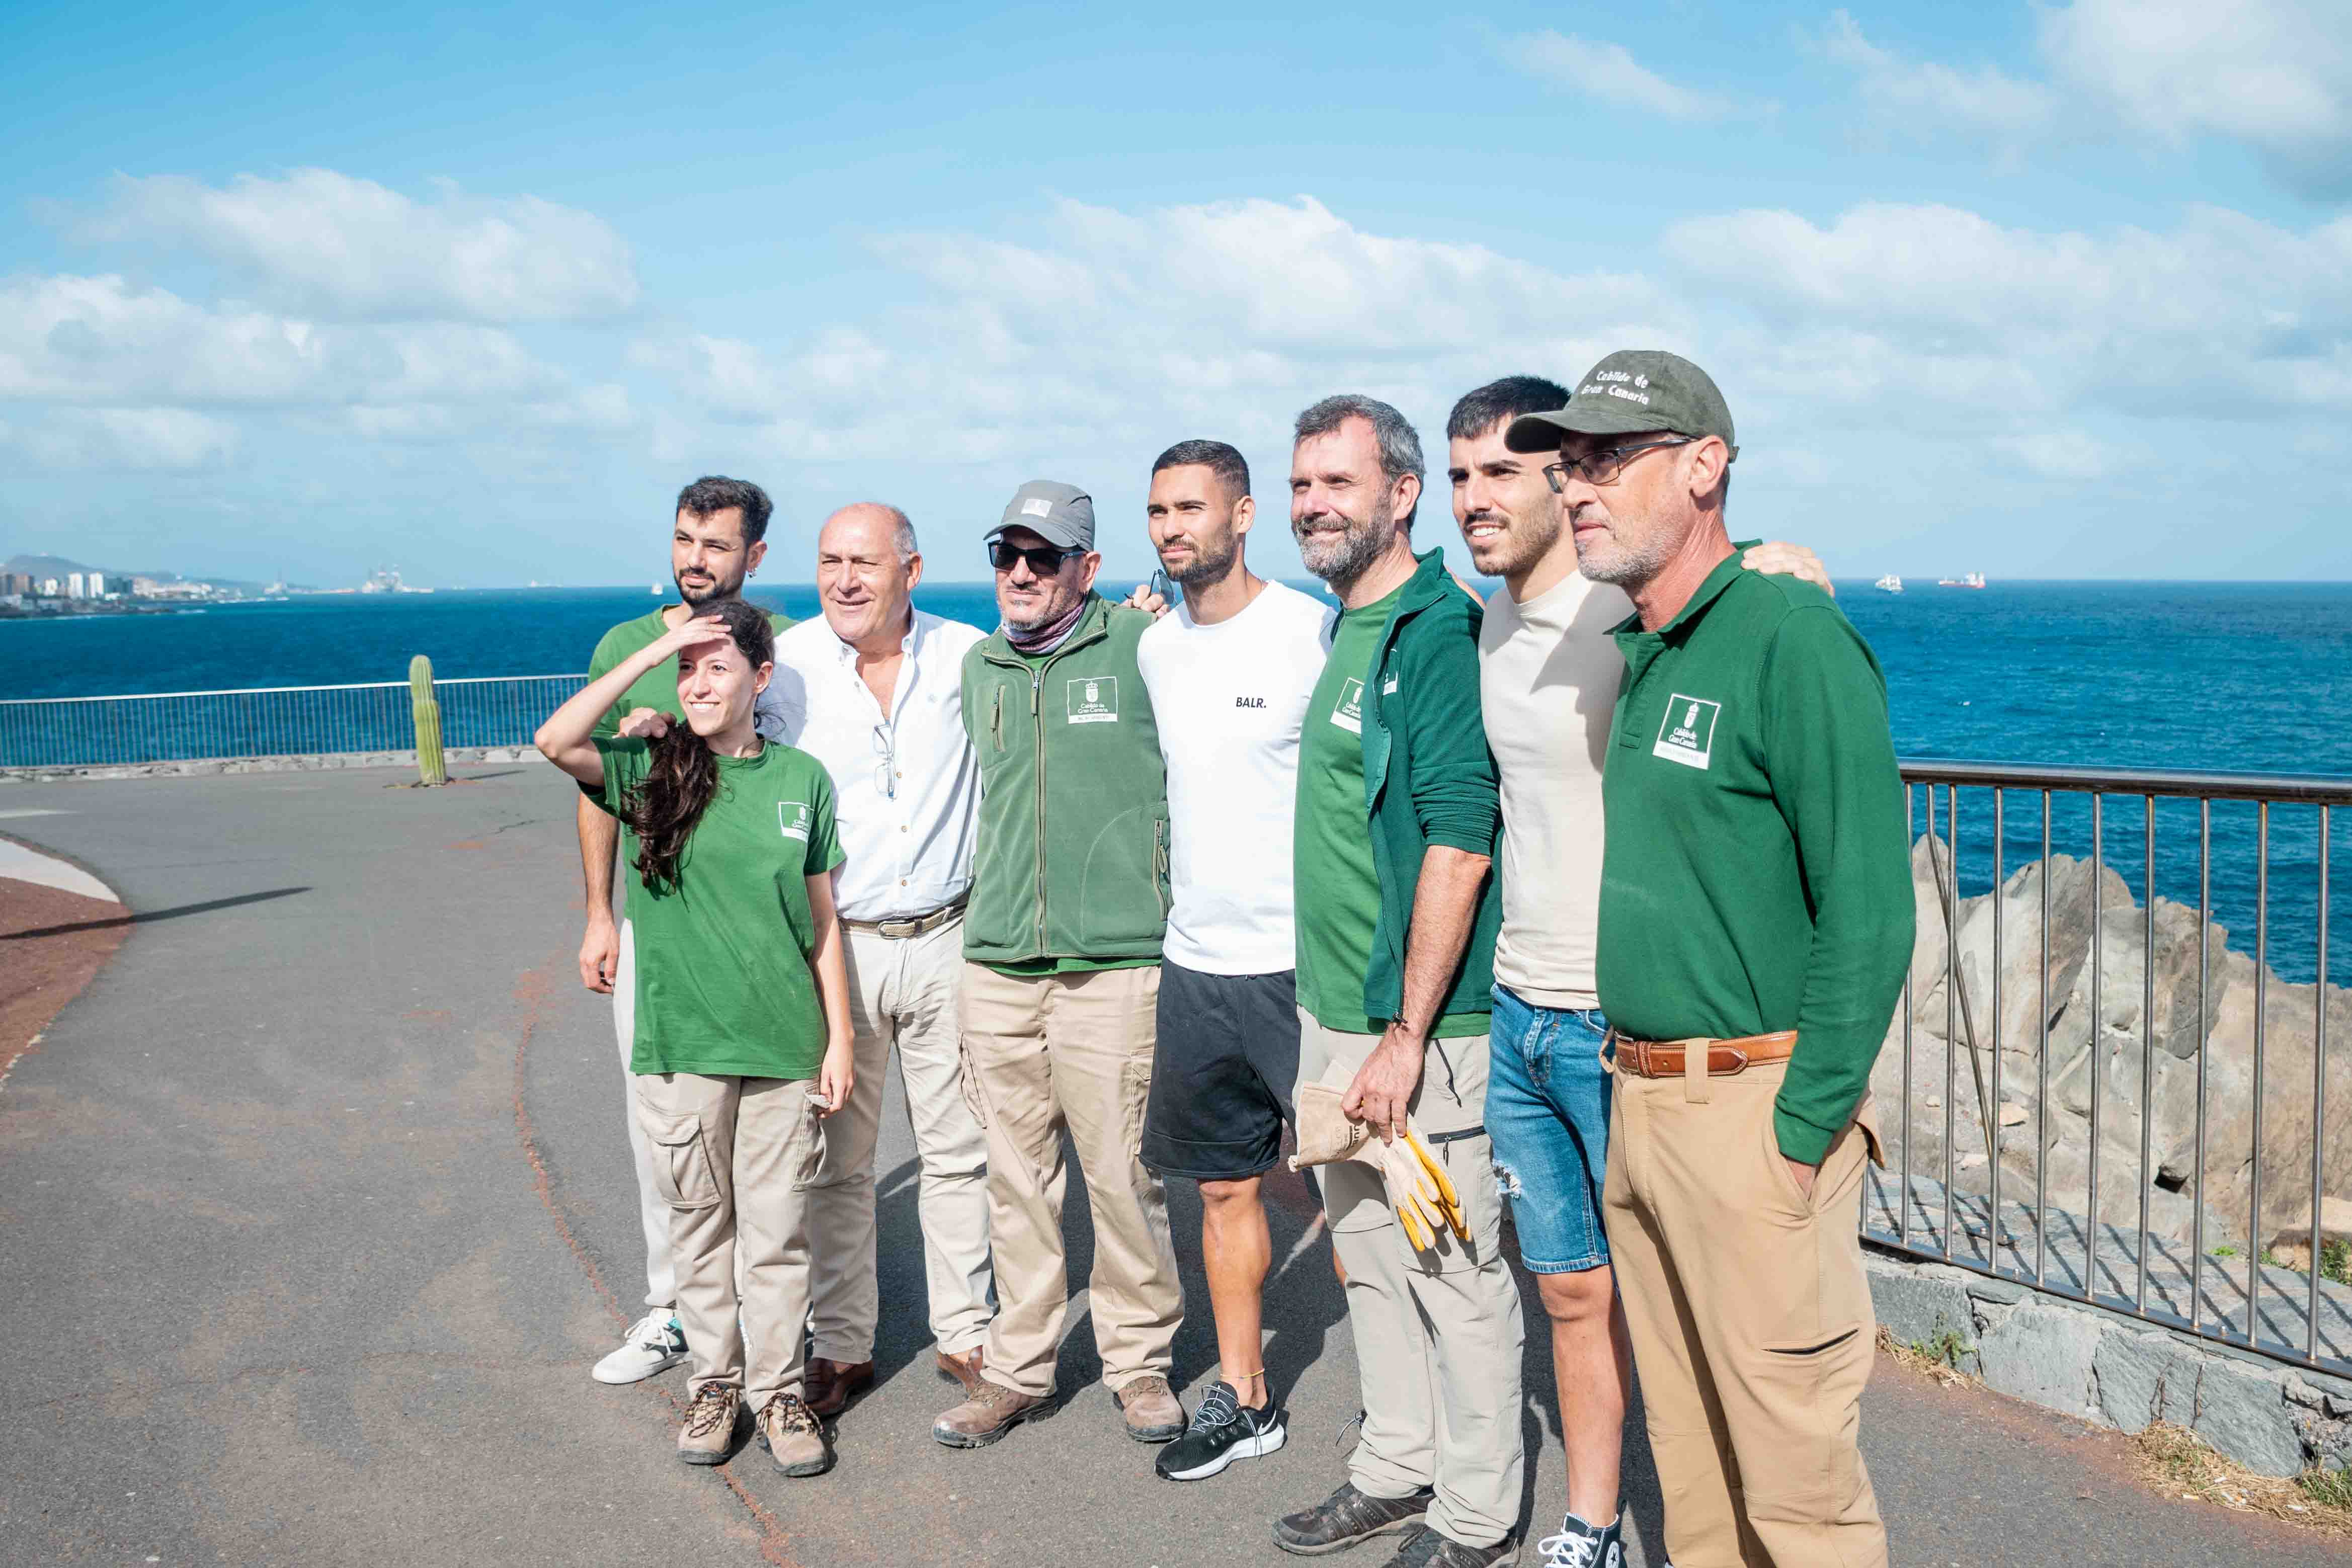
[989,539,1082,574]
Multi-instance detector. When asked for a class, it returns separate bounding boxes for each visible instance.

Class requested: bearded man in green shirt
[1505,353,1912,1568]
[1272,396,1522,1568]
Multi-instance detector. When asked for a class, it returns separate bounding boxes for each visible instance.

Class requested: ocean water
[4,578,2346,980]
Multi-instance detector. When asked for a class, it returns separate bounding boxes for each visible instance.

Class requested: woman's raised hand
[653,611,737,659]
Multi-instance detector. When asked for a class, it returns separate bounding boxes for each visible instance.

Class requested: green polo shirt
[1597,548,1913,1165]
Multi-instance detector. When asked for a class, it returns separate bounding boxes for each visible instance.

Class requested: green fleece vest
[960,595,1170,967]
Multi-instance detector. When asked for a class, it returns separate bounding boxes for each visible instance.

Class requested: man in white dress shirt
[768,502,997,1415]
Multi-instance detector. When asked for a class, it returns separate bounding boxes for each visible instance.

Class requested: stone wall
[1869,1246,2352,1476]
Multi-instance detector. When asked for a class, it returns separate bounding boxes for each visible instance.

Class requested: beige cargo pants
[805,918,995,1364]
[1605,1058,1888,1568]
[959,962,1181,1398]
[632,1070,823,1407]
[1299,1015,1525,1550]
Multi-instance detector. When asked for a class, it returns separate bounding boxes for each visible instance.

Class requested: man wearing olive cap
[934,480,1187,1450]
[1503,352,1911,1567]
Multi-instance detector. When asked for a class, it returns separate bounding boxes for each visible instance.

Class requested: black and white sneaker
[1154,1381,1285,1481]
[1535,1509,1624,1568]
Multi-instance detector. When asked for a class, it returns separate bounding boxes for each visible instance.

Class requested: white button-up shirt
[768,608,985,923]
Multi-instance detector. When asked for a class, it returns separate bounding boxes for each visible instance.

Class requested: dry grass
[2132,1421,2352,1539]
[1875,1325,1975,1387]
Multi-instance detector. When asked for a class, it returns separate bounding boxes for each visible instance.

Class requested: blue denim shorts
[1486,984,1612,1274]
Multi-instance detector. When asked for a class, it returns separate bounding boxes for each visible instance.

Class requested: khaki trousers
[960,962,1180,1397]
[806,918,995,1362]
[1604,1059,1888,1568]
[632,1070,822,1406]
[1299,1016,1525,1550]
[612,922,676,1312]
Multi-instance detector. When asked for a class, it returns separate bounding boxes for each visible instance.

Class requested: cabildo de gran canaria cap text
[1504,349,1739,462]
[987,479,1096,553]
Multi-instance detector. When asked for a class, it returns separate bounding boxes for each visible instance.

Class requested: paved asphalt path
[2,765,2347,1567]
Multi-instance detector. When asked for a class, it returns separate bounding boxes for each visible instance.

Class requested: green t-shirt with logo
[1293,583,1482,1040]
[595,736,845,1080]
[1598,552,1914,1165]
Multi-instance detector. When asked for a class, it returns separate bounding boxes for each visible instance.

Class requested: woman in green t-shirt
[536,598,854,1479]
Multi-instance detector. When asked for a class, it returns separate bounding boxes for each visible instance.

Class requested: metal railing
[1872,760,2349,1375]
[0,675,586,769]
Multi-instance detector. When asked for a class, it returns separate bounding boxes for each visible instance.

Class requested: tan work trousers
[632,1070,822,1406]
[959,962,1180,1397]
[1605,1058,1888,1568]
[1300,1016,1525,1550]
[806,918,995,1363]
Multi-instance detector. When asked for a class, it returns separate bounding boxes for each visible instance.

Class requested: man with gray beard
[1273,396,1521,1568]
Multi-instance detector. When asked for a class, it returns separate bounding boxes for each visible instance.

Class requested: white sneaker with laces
[593,1310,687,1384]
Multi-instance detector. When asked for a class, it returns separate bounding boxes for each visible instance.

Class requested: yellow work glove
[1288,1080,1376,1172]
[1375,1122,1469,1251]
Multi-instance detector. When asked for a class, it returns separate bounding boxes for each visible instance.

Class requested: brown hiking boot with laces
[932,1378,1050,1448]
[757,1392,832,1476]
[677,1383,743,1465]
[1113,1374,1185,1443]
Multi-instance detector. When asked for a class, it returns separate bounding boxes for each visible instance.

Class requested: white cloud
[0,273,577,408]
[1,406,239,470]
[639,195,1681,465]
[2040,0,2352,195]
[1822,11,2057,142]
[1506,30,1738,121]
[71,169,639,322]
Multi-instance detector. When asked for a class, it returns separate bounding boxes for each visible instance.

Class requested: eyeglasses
[988,539,1082,575]
[871,721,897,801]
[1542,437,1693,493]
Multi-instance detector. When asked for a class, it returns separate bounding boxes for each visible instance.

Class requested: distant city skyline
[4,2,2349,586]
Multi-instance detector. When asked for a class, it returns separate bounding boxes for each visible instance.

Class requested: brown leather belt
[843,900,965,939]
[1608,1028,1797,1080]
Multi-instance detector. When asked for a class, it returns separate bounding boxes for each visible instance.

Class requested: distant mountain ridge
[5,554,282,593]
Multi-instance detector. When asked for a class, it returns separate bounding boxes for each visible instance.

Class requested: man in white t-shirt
[1448,375,1828,1568]
[1133,439,1333,1483]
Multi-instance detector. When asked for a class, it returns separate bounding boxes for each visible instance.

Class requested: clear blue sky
[4,1,2347,587]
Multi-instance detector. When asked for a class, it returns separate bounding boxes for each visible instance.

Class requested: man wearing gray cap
[932,480,1187,1451]
[1505,352,1911,1567]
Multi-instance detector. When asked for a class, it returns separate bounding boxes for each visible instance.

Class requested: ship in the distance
[1937,571,1987,589]
[1875,573,1903,593]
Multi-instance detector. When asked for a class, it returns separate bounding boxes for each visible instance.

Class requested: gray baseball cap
[987,479,1095,552]
[1503,349,1738,461]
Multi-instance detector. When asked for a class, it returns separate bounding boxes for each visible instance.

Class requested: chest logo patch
[1067,676,1119,725]
[1653,694,1721,770]
[1329,677,1365,734]
[778,800,813,841]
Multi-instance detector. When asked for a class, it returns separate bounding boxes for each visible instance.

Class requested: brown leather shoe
[805,1356,874,1417]
[1113,1373,1185,1443]
[933,1379,1050,1448]
[936,1346,987,1397]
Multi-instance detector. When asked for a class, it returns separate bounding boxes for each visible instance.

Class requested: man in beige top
[1447,375,1826,1567]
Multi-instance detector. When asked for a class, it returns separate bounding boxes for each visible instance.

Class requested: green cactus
[410,653,447,786]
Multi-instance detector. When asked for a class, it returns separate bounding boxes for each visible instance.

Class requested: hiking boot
[937,1345,987,1397]
[676,1384,743,1465]
[1273,1480,1434,1556]
[1155,1380,1286,1481]
[593,1309,687,1385]
[1382,1526,1517,1567]
[1113,1373,1185,1443]
[1535,1510,1624,1568]
[756,1392,832,1477]
[805,1357,874,1417]
[933,1379,1051,1448]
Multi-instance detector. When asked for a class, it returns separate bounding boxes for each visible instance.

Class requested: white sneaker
[593,1310,687,1384]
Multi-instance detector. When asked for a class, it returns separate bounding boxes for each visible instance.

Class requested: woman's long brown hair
[626,598,774,894]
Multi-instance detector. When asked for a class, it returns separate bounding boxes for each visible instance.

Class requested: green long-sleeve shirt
[1596,549,1913,1165]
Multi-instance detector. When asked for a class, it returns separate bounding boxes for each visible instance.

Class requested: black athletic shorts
[1141,960,1301,1181]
